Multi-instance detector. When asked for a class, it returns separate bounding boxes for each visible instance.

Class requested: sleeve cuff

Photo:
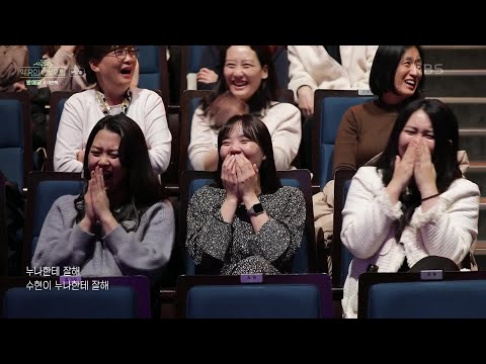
[375,188,403,220]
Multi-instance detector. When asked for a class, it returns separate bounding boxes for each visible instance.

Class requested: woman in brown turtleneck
[333,45,425,174]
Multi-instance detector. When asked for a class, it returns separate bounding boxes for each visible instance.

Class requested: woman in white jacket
[188,45,301,172]
[341,98,480,318]
[287,45,378,117]
[287,45,377,169]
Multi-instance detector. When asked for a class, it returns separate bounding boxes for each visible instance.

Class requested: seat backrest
[179,89,296,179]
[359,271,486,318]
[22,172,83,272]
[4,286,136,318]
[312,89,374,189]
[46,91,77,171]
[278,169,317,273]
[331,169,356,287]
[0,275,151,318]
[179,90,211,176]
[273,46,289,89]
[179,169,317,275]
[176,273,332,318]
[137,45,170,108]
[0,172,7,275]
[0,91,33,190]
[180,46,209,92]
[27,45,43,66]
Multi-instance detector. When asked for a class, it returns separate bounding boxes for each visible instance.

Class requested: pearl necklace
[95,88,132,115]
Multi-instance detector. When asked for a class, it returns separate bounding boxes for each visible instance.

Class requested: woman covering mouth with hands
[186,114,306,275]
[340,99,480,318]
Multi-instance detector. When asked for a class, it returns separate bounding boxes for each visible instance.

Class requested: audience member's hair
[207,91,249,129]
[215,114,281,193]
[76,45,132,85]
[376,98,461,238]
[370,45,425,99]
[202,46,278,113]
[74,113,164,228]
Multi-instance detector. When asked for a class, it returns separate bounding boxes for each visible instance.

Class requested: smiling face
[219,122,266,168]
[223,46,268,102]
[89,46,137,91]
[398,109,435,157]
[88,128,127,190]
[393,46,423,101]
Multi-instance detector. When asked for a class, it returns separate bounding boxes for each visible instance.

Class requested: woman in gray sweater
[32,113,175,285]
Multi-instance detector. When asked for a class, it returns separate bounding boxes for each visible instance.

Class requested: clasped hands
[389,139,438,198]
[80,166,113,233]
[221,154,259,201]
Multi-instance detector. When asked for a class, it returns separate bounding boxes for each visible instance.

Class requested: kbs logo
[423,63,444,75]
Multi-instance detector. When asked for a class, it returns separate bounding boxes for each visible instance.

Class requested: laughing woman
[54,45,171,174]
[186,114,305,274]
[33,114,175,284]
[340,99,479,318]
[188,45,301,172]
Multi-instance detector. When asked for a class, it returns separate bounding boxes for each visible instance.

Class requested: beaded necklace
[95,88,132,115]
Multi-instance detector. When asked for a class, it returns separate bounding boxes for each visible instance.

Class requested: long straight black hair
[376,98,462,238]
[75,114,165,228]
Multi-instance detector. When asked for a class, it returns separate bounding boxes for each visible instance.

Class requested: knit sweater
[341,167,480,318]
[333,100,400,174]
[31,195,175,284]
[188,101,301,171]
[54,88,171,174]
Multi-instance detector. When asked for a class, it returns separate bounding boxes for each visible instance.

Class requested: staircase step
[435,97,486,104]
[426,70,486,76]
[429,98,486,128]
[425,73,486,97]
[465,161,486,172]
[460,135,486,161]
[475,241,486,255]
[465,173,486,197]
[422,46,486,70]
[459,128,486,137]
[477,201,486,245]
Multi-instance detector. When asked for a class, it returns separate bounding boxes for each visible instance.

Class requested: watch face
[253,203,264,213]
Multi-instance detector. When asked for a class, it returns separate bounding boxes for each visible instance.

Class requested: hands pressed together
[387,139,438,203]
[221,154,260,203]
[80,166,117,234]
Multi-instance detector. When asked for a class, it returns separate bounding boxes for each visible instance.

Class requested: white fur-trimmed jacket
[287,46,378,102]
[341,166,480,318]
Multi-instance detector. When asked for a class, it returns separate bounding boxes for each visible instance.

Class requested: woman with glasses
[37,46,139,92]
[53,45,171,174]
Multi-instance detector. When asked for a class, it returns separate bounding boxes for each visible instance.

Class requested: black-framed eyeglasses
[111,47,140,60]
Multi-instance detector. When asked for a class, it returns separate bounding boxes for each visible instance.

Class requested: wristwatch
[247,203,264,216]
